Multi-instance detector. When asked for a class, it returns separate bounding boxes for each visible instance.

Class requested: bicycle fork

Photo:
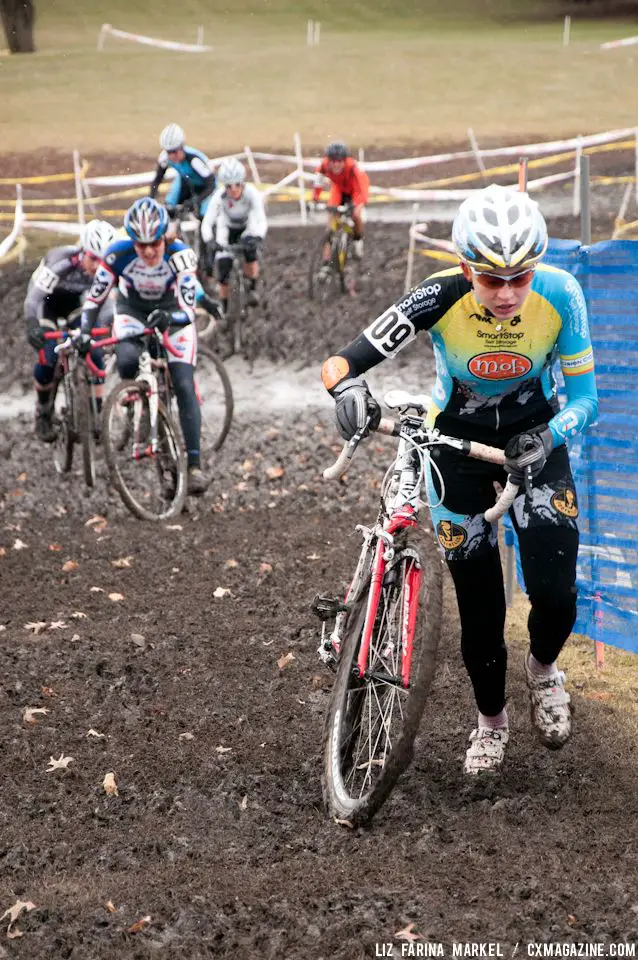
[132,357,159,460]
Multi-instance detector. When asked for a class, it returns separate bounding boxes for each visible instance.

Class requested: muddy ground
[1,212,637,958]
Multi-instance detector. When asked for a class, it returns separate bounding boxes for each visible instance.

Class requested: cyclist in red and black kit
[312,141,369,268]
[24,219,116,442]
[321,185,599,776]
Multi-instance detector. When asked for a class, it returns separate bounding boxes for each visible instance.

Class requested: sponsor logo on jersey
[468,352,533,380]
[436,520,467,550]
[470,312,492,325]
[398,282,442,312]
[551,489,578,518]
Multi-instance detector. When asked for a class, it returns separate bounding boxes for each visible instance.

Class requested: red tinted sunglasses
[134,238,164,249]
[471,267,535,289]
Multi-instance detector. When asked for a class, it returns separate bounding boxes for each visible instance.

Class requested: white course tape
[601,35,638,50]
[0,188,24,261]
[99,23,211,53]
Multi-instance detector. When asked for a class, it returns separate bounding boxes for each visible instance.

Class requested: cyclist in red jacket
[312,142,369,267]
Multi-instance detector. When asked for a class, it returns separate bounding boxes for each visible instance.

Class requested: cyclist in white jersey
[200,158,267,311]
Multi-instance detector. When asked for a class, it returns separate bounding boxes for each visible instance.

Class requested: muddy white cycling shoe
[524,654,572,749]
[464,726,509,776]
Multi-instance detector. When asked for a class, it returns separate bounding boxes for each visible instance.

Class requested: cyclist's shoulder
[531,262,585,313]
[396,266,471,322]
[244,182,262,201]
[184,145,211,165]
[42,244,81,269]
[157,150,169,168]
[103,239,136,270]
[165,238,189,256]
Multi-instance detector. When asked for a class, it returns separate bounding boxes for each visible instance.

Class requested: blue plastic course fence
[510,238,638,654]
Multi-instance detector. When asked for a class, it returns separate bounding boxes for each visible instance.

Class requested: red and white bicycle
[314,389,519,825]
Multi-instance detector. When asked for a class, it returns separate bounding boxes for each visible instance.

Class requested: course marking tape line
[0,160,89,186]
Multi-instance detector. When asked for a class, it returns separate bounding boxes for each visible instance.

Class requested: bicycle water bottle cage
[384,390,431,415]
[311,594,349,622]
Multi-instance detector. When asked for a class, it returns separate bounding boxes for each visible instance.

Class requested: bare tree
[0,0,35,54]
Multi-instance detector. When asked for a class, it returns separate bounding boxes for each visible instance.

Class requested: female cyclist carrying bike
[321,184,598,776]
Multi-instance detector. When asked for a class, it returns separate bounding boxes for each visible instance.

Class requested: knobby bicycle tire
[51,371,75,476]
[322,528,442,825]
[102,380,187,522]
[75,364,96,488]
[195,344,234,453]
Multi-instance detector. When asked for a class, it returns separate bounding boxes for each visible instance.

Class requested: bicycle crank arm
[311,594,349,621]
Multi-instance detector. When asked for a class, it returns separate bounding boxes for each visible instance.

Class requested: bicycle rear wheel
[195,344,234,458]
[75,365,96,488]
[322,530,442,825]
[51,372,75,475]
[102,381,187,521]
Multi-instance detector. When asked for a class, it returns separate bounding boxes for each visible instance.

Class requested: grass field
[1,1,637,154]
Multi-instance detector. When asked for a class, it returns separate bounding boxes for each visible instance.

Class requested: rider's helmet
[452,183,548,271]
[218,157,246,185]
[80,219,117,258]
[325,141,349,161]
[124,197,169,244]
[159,123,185,151]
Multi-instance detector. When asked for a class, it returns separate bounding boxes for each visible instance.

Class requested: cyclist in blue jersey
[79,197,220,496]
[321,184,599,776]
[149,124,216,221]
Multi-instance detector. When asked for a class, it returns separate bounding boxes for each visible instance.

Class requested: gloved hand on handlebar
[504,427,553,490]
[147,308,171,333]
[332,377,381,441]
[197,291,223,320]
[165,204,178,220]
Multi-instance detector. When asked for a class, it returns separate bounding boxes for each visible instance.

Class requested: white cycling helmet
[452,183,548,271]
[218,157,246,185]
[81,219,117,258]
[159,123,185,151]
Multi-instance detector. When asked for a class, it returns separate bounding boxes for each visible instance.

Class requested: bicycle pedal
[311,594,348,621]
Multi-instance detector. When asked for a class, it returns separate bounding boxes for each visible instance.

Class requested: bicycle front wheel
[102,381,187,521]
[75,365,96,488]
[51,372,75,476]
[322,530,442,825]
[196,344,234,458]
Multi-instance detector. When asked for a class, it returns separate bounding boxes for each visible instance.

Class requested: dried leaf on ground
[48,543,61,552]
[71,634,80,642]
[87,729,106,739]
[13,539,28,551]
[306,553,320,560]
[213,586,232,598]
[178,732,194,741]
[85,515,107,528]
[127,915,151,934]
[165,524,182,531]
[334,817,354,829]
[72,611,88,619]
[259,562,273,574]
[90,586,105,593]
[215,745,232,754]
[224,559,238,568]
[1,899,37,939]
[0,625,6,632]
[111,556,133,568]
[130,634,145,647]
[49,621,67,630]
[585,690,613,702]
[0,547,6,558]
[241,459,254,472]
[62,560,78,572]
[41,686,57,697]
[104,900,117,913]
[239,795,248,811]
[396,922,422,943]
[103,772,119,796]
[265,465,285,480]
[108,593,124,602]
[23,707,50,724]
[277,651,295,671]
[24,621,48,635]
[47,754,74,772]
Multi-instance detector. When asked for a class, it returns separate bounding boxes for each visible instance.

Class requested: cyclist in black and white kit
[200,158,267,311]
[24,219,117,442]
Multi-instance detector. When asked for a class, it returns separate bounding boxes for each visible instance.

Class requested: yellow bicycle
[308,203,355,301]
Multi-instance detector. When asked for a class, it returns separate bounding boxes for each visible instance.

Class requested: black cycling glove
[147,308,171,333]
[504,426,554,489]
[332,377,381,441]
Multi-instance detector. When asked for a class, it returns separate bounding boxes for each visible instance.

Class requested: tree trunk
[0,0,35,54]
